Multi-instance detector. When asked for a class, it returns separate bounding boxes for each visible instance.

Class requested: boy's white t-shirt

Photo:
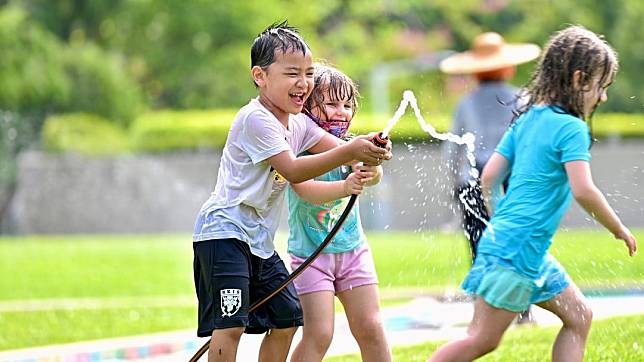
[192,98,326,258]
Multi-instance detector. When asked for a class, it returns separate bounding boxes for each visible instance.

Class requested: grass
[0,229,641,350]
[0,307,194,350]
[326,314,644,361]
[369,229,644,293]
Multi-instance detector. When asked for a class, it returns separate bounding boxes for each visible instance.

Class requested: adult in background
[440,32,539,324]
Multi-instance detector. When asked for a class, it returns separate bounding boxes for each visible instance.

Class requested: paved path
[1,294,643,361]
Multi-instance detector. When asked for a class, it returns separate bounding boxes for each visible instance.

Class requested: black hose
[189,194,359,361]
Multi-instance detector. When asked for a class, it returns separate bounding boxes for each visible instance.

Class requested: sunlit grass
[0,306,195,351]
[0,230,641,351]
[326,314,644,361]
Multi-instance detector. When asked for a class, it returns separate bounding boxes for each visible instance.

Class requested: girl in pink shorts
[286,64,391,362]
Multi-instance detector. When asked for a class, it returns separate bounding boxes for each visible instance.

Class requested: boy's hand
[615,226,637,256]
[349,137,391,165]
[344,172,365,196]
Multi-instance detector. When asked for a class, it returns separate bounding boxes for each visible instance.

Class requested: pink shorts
[289,244,378,296]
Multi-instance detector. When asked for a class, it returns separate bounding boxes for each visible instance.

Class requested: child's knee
[469,333,502,355]
[351,316,386,343]
[572,304,593,332]
[212,326,245,342]
[270,326,298,339]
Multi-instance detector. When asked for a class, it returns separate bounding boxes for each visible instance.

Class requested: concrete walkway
[1,294,643,362]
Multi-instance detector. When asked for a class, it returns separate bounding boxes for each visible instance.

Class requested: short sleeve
[240,111,291,164]
[495,125,516,164]
[297,114,326,154]
[556,121,591,163]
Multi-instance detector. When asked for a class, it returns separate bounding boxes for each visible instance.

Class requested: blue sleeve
[556,120,591,163]
[495,125,516,164]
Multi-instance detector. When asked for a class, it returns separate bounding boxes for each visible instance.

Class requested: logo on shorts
[220,288,242,317]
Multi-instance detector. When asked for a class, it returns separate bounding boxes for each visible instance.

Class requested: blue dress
[462,105,592,312]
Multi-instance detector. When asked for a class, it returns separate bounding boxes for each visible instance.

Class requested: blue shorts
[461,252,571,312]
[193,239,303,337]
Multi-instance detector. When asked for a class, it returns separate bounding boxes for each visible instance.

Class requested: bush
[41,113,129,155]
[592,113,644,138]
[0,6,144,127]
[42,110,644,155]
[129,109,236,152]
[61,44,144,126]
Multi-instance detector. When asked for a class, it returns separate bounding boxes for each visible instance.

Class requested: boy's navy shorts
[193,238,303,337]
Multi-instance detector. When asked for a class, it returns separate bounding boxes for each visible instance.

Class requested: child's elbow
[571,184,599,204]
[480,172,495,190]
[284,173,308,184]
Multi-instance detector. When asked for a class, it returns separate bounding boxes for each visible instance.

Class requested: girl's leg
[428,297,517,362]
[337,284,392,362]
[535,283,592,362]
[290,291,335,362]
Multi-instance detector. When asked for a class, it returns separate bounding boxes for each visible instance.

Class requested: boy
[192,21,390,362]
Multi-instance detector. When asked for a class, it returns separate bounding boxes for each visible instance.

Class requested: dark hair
[250,20,310,86]
[305,63,359,118]
[517,25,618,126]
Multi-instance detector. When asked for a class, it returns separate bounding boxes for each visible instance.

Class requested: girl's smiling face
[311,90,354,138]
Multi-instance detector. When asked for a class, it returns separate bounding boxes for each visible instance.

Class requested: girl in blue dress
[429,25,637,362]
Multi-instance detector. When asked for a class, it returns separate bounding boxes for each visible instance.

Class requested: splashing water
[381,90,492,232]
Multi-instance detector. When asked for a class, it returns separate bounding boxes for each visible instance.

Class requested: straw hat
[440,32,540,74]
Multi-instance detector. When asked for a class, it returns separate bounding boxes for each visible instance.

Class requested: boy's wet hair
[250,20,310,86]
[518,25,618,124]
[305,64,360,118]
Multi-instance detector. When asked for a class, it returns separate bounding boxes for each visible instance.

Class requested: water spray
[380,90,491,232]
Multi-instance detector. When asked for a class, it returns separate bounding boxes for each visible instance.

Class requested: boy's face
[253,49,314,123]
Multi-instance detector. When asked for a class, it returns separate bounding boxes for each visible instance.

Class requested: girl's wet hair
[517,25,618,123]
[251,20,310,70]
[305,64,360,118]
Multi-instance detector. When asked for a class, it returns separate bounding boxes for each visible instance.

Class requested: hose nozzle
[371,132,389,149]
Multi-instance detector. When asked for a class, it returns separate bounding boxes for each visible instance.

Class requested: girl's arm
[480,152,510,216]
[291,172,364,204]
[565,160,637,256]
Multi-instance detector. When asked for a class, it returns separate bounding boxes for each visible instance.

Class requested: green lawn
[327,314,644,361]
[0,229,641,350]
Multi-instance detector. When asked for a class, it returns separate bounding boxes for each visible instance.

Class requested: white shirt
[192,98,326,258]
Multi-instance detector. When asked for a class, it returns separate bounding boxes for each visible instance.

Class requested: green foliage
[8,0,644,114]
[0,5,69,115]
[61,44,144,126]
[593,113,644,138]
[129,109,236,152]
[0,5,143,128]
[41,110,644,155]
[41,113,130,155]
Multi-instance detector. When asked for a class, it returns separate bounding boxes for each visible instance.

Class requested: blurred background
[1,0,643,234]
[0,0,643,360]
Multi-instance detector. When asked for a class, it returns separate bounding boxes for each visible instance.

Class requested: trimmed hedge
[41,113,129,155]
[42,110,644,155]
[129,109,235,152]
